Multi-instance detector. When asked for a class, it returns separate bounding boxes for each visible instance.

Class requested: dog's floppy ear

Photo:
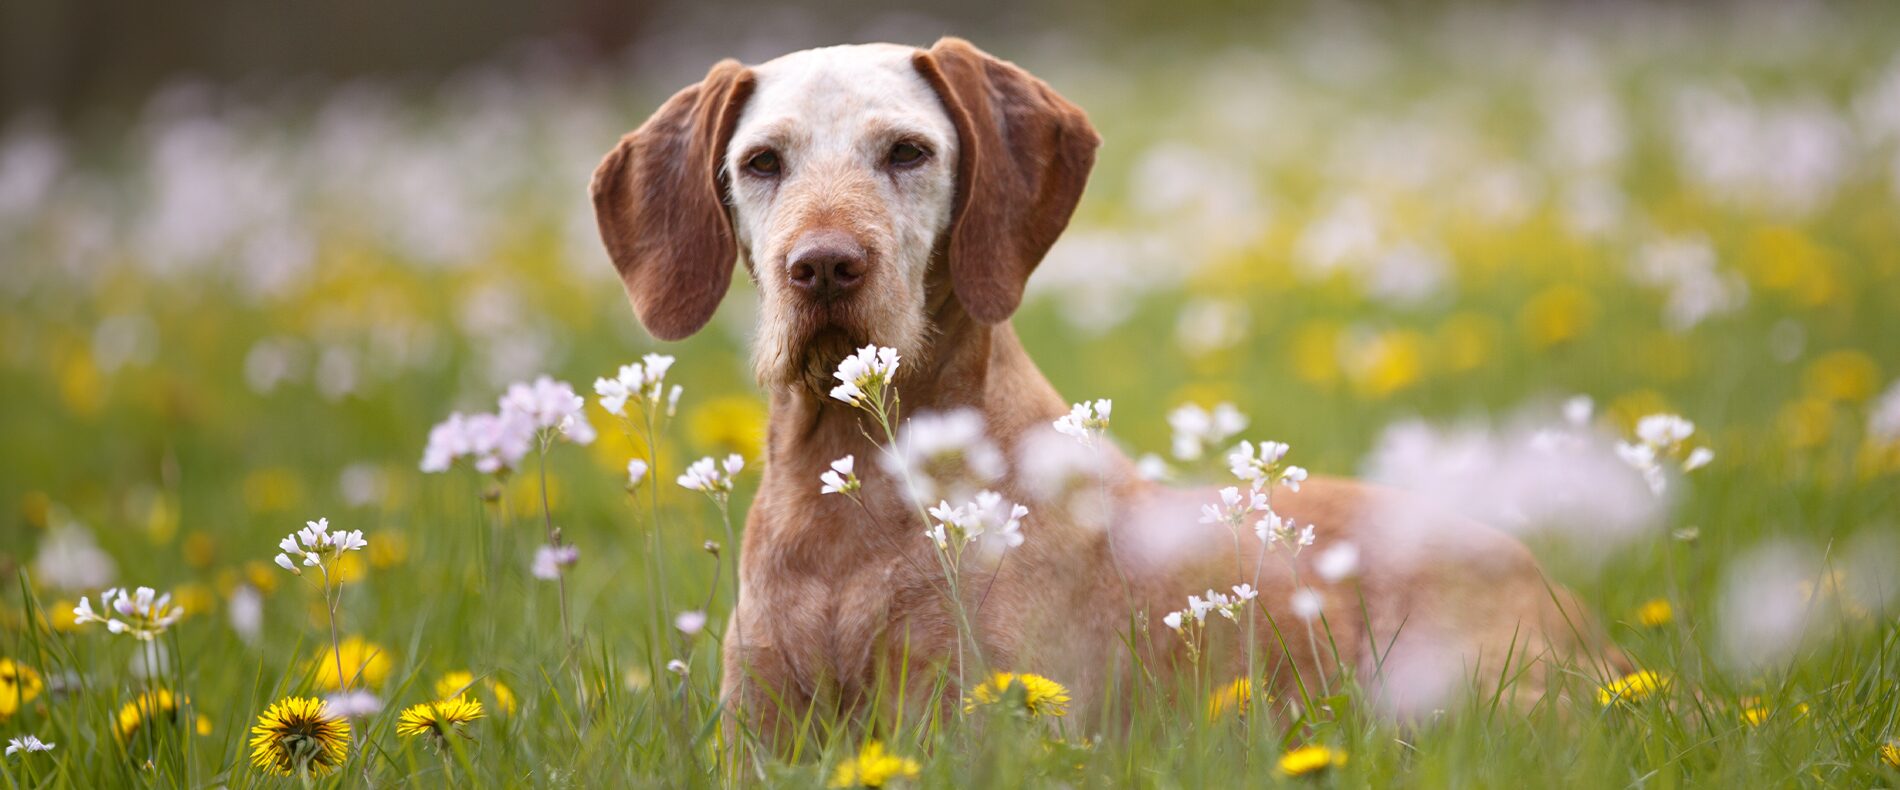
[913,37,1099,324]
[591,60,756,341]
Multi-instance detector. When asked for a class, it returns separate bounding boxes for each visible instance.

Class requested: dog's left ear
[591,60,756,341]
[913,37,1100,324]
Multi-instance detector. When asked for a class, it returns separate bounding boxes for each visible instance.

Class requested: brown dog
[592,38,1617,747]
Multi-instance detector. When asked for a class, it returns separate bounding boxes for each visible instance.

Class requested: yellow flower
[115,690,213,743]
[829,740,922,788]
[1278,744,1347,776]
[1518,284,1597,348]
[1881,740,1899,769]
[1,659,46,717]
[242,467,305,514]
[1738,698,1809,727]
[962,672,1071,718]
[309,637,393,690]
[1206,676,1257,722]
[1596,670,1669,706]
[1433,313,1500,373]
[396,697,485,740]
[182,530,218,569]
[687,395,768,460]
[435,670,518,716]
[47,599,82,632]
[369,531,410,569]
[173,583,216,619]
[1634,598,1674,628]
[1803,350,1881,403]
[248,697,351,777]
[1346,329,1426,399]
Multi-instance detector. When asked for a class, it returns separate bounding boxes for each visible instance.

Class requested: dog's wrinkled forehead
[728,44,957,172]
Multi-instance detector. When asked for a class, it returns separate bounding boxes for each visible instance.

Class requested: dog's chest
[753,554,922,694]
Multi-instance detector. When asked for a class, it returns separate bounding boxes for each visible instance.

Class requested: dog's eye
[887,141,928,168]
[744,150,781,177]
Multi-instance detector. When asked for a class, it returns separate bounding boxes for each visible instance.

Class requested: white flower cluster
[1052,399,1112,442]
[925,491,1029,558]
[595,353,679,417]
[420,375,595,474]
[531,544,580,580]
[72,586,184,641]
[6,735,54,755]
[829,345,900,407]
[819,455,860,496]
[882,409,1005,502]
[1227,440,1308,491]
[1255,510,1316,553]
[1168,402,1248,461]
[1161,584,1258,630]
[1869,379,1900,446]
[1617,413,1714,495]
[678,454,745,496]
[273,517,368,575]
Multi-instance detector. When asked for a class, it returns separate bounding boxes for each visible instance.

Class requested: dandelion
[115,690,212,743]
[248,697,351,778]
[1635,598,1674,627]
[829,344,901,408]
[1596,669,1670,706]
[310,637,392,691]
[829,740,922,788]
[434,671,517,716]
[1206,677,1257,721]
[1169,402,1248,461]
[71,586,184,641]
[396,697,485,741]
[678,454,744,497]
[1278,744,1348,776]
[1052,399,1112,442]
[1738,698,1808,727]
[963,672,1071,718]
[0,659,45,717]
[1881,740,1900,769]
[820,455,861,496]
[674,610,707,636]
[5,735,53,756]
[531,544,579,580]
[626,458,649,488]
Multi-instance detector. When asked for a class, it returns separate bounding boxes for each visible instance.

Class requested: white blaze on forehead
[727,44,958,182]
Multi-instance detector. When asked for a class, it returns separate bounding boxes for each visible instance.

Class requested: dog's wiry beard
[751,289,932,400]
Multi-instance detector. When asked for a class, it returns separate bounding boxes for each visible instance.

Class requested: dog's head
[591,38,1098,391]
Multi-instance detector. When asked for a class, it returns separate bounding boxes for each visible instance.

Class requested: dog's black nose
[786,230,867,301]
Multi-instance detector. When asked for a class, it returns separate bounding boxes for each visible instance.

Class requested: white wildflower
[819,455,860,496]
[6,736,54,756]
[881,409,1005,502]
[829,345,900,407]
[273,517,367,575]
[666,659,690,676]
[1200,486,1269,527]
[674,610,707,636]
[596,353,677,416]
[532,544,580,580]
[678,454,745,496]
[1314,542,1361,583]
[1617,412,1714,494]
[501,375,594,444]
[1169,402,1248,461]
[1228,439,1304,490]
[627,458,650,488]
[1290,588,1324,622]
[72,586,183,641]
[1871,380,1900,445]
[325,690,383,719]
[1052,399,1112,442]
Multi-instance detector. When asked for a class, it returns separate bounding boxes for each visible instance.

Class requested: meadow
[3,4,1900,787]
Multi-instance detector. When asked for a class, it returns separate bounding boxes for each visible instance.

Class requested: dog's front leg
[719,607,810,773]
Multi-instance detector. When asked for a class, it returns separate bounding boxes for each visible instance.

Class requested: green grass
[4,4,1900,786]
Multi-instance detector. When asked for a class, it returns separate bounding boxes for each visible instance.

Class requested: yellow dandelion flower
[1,659,46,717]
[1881,740,1899,769]
[396,697,485,740]
[829,740,922,788]
[309,637,392,690]
[1519,284,1597,348]
[1206,677,1258,722]
[369,531,410,569]
[1739,697,1810,727]
[1278,744,1347,776]
[1802,350,1880,404]
[115,690,213,743]
[687,395,769,460]
[1596,670,1669,707]
[435,670,518,716]
[182,530,218,569]
[248,697,351,777]
[47,599,82,632]
[962,672,1071,718]
[1634,598,1674,628]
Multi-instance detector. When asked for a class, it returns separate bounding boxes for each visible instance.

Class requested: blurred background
[2,3,1898,775]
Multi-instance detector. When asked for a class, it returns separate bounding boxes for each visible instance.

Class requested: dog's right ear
[591,60,756,341]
